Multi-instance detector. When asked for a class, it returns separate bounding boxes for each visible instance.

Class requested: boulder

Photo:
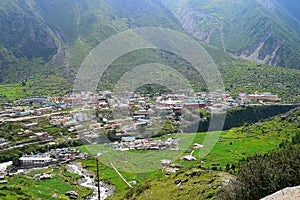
[261,186,300,200]
[65,191,79,199]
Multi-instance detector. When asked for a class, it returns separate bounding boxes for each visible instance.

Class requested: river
[67,163,113,200]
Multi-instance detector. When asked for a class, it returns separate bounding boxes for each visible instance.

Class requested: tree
[12,155,21,167]
[220,144,300,200]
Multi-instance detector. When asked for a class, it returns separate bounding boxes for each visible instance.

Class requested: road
[0,139,54,152]
[110,163,132,188]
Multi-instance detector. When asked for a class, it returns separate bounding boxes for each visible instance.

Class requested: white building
[19,156,52,166]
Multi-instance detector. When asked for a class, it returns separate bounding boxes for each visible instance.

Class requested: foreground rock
[261,186,300,200]
[65,191,79,199]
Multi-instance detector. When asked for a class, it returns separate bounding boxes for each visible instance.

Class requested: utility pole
[96,158,101,200]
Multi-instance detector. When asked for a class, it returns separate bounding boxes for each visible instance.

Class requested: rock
[65,191,79,199]
[186,171,201,177]
[175,180,181,184]
[129,180,137,185]
[40,173,52,180]
[261,186,300,200]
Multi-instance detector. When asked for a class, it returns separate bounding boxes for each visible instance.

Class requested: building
[18,96,50,105]
[161,159,172,167]
[73,112,89,122]
[184,103,206,109]
[34,132,48,140]
[239,92,279,101]
[122,136,136,142]
[19,156,52,166]
[181,155,197,161]
[23,123,39,129]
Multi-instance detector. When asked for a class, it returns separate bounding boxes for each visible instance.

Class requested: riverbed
[67,163,114,200]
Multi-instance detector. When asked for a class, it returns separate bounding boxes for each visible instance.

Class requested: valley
[0,0,299,200]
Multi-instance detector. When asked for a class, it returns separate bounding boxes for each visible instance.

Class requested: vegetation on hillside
[110,168,233,200]
[203,43,300,102]
[113,107,299,199]
[220,144,300,200]
[0,166,92,199]
[0,1,299,103]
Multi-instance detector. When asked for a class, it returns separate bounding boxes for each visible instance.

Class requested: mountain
[0,0,58,83]
[0,0,183,83]
[162,0,300,69]
[0,0,299,102]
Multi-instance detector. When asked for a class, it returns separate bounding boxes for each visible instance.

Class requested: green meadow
[0,166,92,200]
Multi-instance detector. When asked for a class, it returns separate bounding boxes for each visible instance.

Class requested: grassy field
[0,166,92,200]
[106,108,299,199]
[1,108,297,199]
[178,108,300,169]
[77,108,299,198]
[0,84,32,100]
[110,168,233,200]
[0,74,72,101]
[78,156,163,196]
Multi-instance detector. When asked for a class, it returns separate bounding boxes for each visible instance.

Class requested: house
[184,103,205,109]
[161,159,172,167]
[193,143,204,149]
[122,136,136,142]
[0,142,10,149]
[63,119,77,127]
[165,167,180,174]
[23,123,39,129]
[19,155,52,166]
[33,107,53,114]
[133,115,146,121]
[238,92,279,101]
[181,155,197,161]
[34,132,48,140]
[0,161,13,172]
[73,112,88,122]
[19,96,50,105]
[89,123,104,131]
[173,106,182,112]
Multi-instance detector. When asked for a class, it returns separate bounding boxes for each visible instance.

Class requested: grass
[79,157,163,196]
[76,108,299,197]
[2,108,296,199]
[185,108,300,169]
[0,166,92,200]
[110,167,233,200]
[106,109,299,199]
[0,84,32,100]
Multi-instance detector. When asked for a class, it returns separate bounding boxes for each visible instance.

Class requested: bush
[219,144,300,200]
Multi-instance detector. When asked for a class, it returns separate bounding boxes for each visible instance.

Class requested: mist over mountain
[274,0,300,21]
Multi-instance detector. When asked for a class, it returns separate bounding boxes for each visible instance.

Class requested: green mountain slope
[162,0,300,69]
[0,0,183,83]
[0,0,299,103]
[0,0,58,83]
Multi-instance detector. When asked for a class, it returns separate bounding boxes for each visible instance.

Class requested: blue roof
[122,136,136,142]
